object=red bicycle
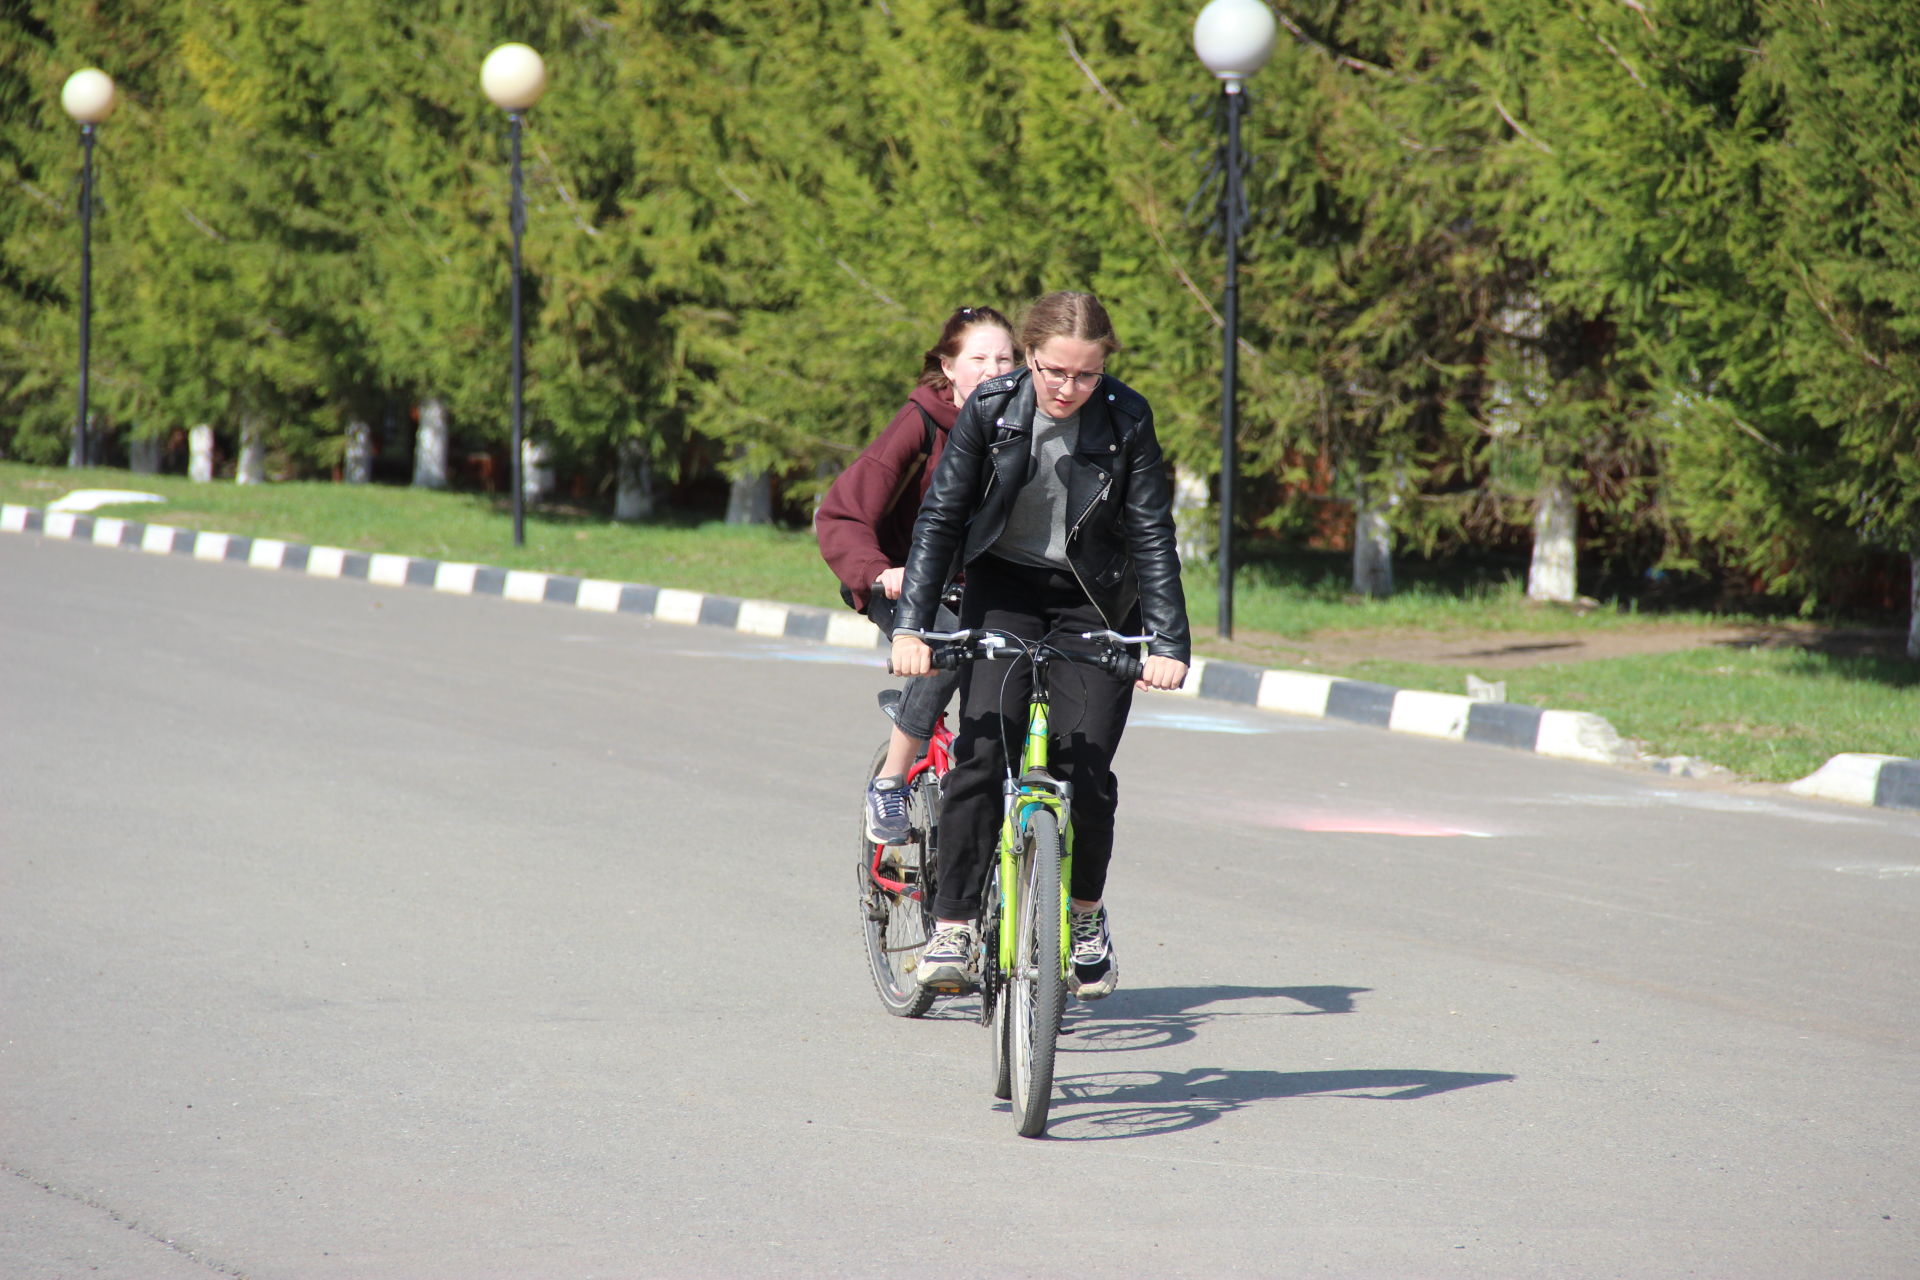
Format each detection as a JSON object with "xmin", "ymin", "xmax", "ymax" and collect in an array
[{"xmin": 856, "ymin": 691, "xmax": 955, "ymax": 1017}]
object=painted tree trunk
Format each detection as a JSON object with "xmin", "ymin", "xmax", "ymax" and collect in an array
[
  {"xmin": 726, "ymin": 449, "xmax": 772, "ymax": 525},
  {"xmin": 343, "ymin": 420, "xmax": 373, "ymax": 484},
  {"xmin": 1351, "ymin": 481, "xmax": 1395, "ymax": 599},
  {"xmin": 614, "ymin": 439, "xmax": 654, "ymax": 522},
  {"xmin": 188, "ymin": 425, "xmax": 215, "ymax": 482},
  {"xmin": 1173, "ymin": 462, "xmax": 1213, "ymax": 566},
  {"xmin": 68, "ymin": 415, "xmax": 94, "ymax": 468},
  {"xmin": 1528, "ymin": 479, "xmax": 1578, "ymax": 603},
  {"xmin": 1909, "ymin": 550, "xmax": 1919, "ymax": 660},
  {"xmin": 236, "ymin": 416, "xmax": 266, "ymax": 485},
  {"xmin": 522, "ymin": 439, "xmax": 555, "ymax": 503},
  {"xmin": 412, "ymin": 398, "xmax": 449, "ymax": 490},
  {"xmin": 129, "ymin": 436, "xmax": 162, "ymax": 474}
]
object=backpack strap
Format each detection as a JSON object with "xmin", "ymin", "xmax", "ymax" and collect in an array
[
  {"xmin": 882, "ymin": 403, "xmax": 941, "ymax": 516},
  {"xmin": 915, "ymin": 402, "xmax": 937, "ymax": 457}
]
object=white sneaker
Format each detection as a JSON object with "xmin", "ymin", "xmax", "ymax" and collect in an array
[{"xmin": 915, "ymin": 923, "xmax": 978, "ymax": 991}]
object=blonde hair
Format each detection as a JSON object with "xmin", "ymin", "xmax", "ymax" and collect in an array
[{"xmin": 1018, "ymin": 291, "xmax": 1121, "ymax": 357}]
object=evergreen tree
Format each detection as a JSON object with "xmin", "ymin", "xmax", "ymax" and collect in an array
[{"xmin": 1755, "ymin": 0, "xmax": 1920, "ymax": 653}]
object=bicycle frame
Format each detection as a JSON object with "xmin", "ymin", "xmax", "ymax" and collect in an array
[{"xmin": 993, "ymin": 659, "xmax": 1073, "ymax": 977}]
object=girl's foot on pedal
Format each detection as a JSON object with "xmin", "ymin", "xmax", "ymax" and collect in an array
[
  {"xmin": 916, "ymin": 922, "xmax": 978, "ymax": 991},
  {"xmin": 865, "ymin": 775, "xmax": 912, "ymax": 845},
  {"xmin": 1070, "ymin": 905, "xmax": 1119, "ymax": 999}
]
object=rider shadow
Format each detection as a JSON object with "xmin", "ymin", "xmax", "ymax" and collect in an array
[
  {"xmin": 1059, "ymin": 984, "xmax": 1371, "ymax": 1052},
  {"xmin": 1043, "ymin": 1066, "xmax": 1517, "ymax": 1141}
]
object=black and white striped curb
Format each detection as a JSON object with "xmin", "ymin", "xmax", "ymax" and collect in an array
[
  {"xmin": 5, "ymin": 502, "xmax": 888, "ymax": 651},
  {"xmin": 1787, "ymin": 754, "xmax": 1920, "ymax": 812},
  {"xmin": 8, "ymin": 501, "xmax": 1916, "ymax": 814}
]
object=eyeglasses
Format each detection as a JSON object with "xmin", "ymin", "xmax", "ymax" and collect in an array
[{"xmin": 1030, "ymin": 360, "xmax": 1103, "ymax": 391}]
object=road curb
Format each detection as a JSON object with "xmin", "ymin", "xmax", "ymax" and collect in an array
[{"xmin": 7, "ymin": 500, "xmax": 1916, "ymax": 814}]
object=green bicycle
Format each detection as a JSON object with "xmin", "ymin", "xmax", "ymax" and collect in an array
[{"xmin": 923, "ymin": 625, "xmax": 1149, "ymax": 1138}]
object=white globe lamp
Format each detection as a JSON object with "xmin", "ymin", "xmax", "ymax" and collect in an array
[
  {"xmin": 1193, "ymin": 0, "xmax": 1278, "ymax": 89},
  {"xmin": 61, "ymin": 68, "xmax": 118, "ymax": 125},
  {"xmin": 481, "ymin": 43, "xmax": 548, "ymax": 112}
]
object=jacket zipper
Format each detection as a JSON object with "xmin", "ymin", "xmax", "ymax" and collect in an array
[
  {"xmin": 1067, "ymin": 473, "xmax": 1113, "ymax": 545},
  {"xmin": 1065, "ymin": 472, "xmax": 1116, "ymax": 629}
]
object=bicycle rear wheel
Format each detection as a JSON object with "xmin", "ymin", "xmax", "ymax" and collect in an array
[
  {"xmin": 1007, "ymin": 807, "xmax": 1066, "ymax": 1137},
  {"xmin": 856, "ymin": 743, "xmax": 937, "ymax": 1017}
]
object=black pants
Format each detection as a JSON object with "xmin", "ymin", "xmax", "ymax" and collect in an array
[{"xmin": 933, "ymin": 555, "xmax": 1135, "ymax": 921}]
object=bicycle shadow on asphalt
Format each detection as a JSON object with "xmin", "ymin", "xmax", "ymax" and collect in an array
[
  {"xmin": 1058, "ymin": 984, "xmax": 1372, "ymax": 1052},
  {"xmin": 1038, "ymin": 1065, "xmax": 1516, "ymax": 1141}
]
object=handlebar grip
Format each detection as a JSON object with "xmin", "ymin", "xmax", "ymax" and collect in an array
[
  {"xmin": 930, "ymin": 644, "xmax": 972, "ymax": 671},
  {"xmin": 1107, "ymin": 653, "xmax": 1145, "ymax": 683}
]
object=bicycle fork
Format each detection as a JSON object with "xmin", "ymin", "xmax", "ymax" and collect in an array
[{"xmin": 996, "ymin": 791, "xmax": 1073, "ymax": 980}]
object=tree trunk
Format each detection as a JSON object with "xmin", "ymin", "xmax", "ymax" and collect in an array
[
  {"xmin": 1351, "ymin": 480, "xmax": 1395, "ymax": 599},
  {"xmin": 1527, "ymin": 478, "xmax": 1578, "ymax": 603},
  {"xmin": 1909, "ymin": 549, "xmax": 1919, "ymax": 660},
  {"xmin": 614, "ymin": 439, "xmax": 654, "ymax": 522},
  {"xmin": 236, "ymin": 416, "xmax": 266, "ymax": 485},
  {"xmin": 1173, "ymin": 462, "xmax": 1213, "ymax": 566},
  {"xmin": 412, "ymin": 397, "xmax": 449, "ymax": 489},
  {"xmin": 522, "ymin": 438, "xmax": 554, "ymax": 504},
  {"xmin": 188, "ymin": 425, "xmax": 215, "ymax": 482},
  {"xmin": 343, "ymin": 420, "xmax": 373, "ymax": 484},
  {"xmin": 129, "ymin": 435, "xmax": 162, "ymax": 475},
  {"xmin": 725, "ymin": 448, "xmax": 772, "ymax": 525}
]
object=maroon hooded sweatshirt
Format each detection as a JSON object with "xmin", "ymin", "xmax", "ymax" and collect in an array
[{"xmin": 815, "ymin": 383, "xmax": 959, "ymax": 613}]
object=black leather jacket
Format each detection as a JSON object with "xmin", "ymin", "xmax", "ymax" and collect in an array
[{"xmin": 894, "ymin": 367, "xmax": 1191, "ymax": 663}]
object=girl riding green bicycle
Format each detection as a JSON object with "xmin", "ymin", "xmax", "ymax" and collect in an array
[{"xmin": 890, "ymin": 290, "xmax": 1191, "ymax": 1001}]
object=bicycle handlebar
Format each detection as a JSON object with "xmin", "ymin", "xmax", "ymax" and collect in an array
[{"xmin": 918, "ymin": 628, "xmax": 1152, "ymax": 684}]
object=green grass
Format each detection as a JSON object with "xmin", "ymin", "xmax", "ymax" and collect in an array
[{"xmin": 6, "ymin": 461, "xmax": 1915, "ymax": 782}]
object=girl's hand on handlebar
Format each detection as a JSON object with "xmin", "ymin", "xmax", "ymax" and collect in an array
[
  {"xmin": 891, "ymin": 634, "xmax": 932, "ymax": 677},
  {"xmin": 1138, "ymin": 655, "xmax": 1188, "ymax": 692},
  {"xmin": 875, "ymin": 567, "xmax": 906, "ymax": 600}
]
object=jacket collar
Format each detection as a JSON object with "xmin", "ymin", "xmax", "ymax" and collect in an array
[{"xmin": 991, "ymin": 368, "xmax": 1119, "ymax": 461}]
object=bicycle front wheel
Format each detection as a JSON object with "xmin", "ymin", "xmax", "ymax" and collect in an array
[
  {"xmin": 1007, "ymin": 806, "xmax": 1066, "ymax": 1137},
  {"xmin": 985, "ymin": 864, "xmax": 1011, "ymax": 1101},
  {"xmin": 856, "ymin": 743, "xmax": 937, "ymax": 1018}
]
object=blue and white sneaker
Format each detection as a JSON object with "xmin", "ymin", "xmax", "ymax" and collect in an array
[
  {"xmin": 1070, "ymin": 906, "xmax": 1119, "ymax": 999},
  {"xmin": 865, "ymin": 775, "xmax": 911, "ymax": 846}
]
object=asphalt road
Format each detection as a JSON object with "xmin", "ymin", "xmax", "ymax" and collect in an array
[{"xmin": 4, "ymin": 533, "xmax": 1917, "ymax": 1279}]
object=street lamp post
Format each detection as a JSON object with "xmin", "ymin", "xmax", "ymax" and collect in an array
[
  {"xmin": 61, "ymin": 68, "xmax": 117, "ymax": 470},
  {"xmin": 482, "ymin": 43, "xmax": 548, "ymax": 549},
  {"xmin": 1193, "ymin": 0, "xmax": 1275, "ymax": 641}
]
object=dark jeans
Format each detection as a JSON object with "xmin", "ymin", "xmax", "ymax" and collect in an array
[
  {"xmin": 932, "ymin": 555, "xmax": 1135, "ymax": 921},
  {"xmin": 866, "ymin": 595, "xmax": 962, "ymax": 743}
]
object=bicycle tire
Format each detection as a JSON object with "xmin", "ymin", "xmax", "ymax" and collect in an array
[
  {"xmin": 1007, "ymin": 807, "xmax": 1066, "ymax": 1137},
  {"xmin": 856, "ymin": 742, "xmax": 937, "ymax": 1018}
]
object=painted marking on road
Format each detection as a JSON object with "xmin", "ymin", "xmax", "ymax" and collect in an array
[
  {"xmin": 1834, "ymin": 865, "xmax": 1920, "ymax": 879},
  {"xmin": 667, "ymin": 645, "xmax": 887, "ymax": 668},
  {"xmin": 1530, "ymin": 791, "xmax": 1880, "ymax": 826},
  {"xmin": 1264, "ymin": 810, "xmax": 1497, "ymax": 838},
  {"xmin": 1129, "ymin": 705, "xmax": 1277, "ymax": 735}
]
